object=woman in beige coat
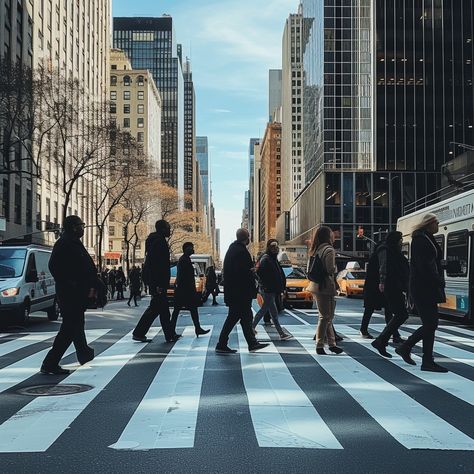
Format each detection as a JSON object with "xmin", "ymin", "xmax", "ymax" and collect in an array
[{"xmin": 306, "ymin": 226, "xmax": 343, "ymax": 355}]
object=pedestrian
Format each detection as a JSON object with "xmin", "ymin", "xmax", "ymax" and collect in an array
[
  {"xmin": 252, "ymin": 239, "xmax": 293, "ymax": 340},
  {"xmin": 115, "ymin": 267, "xmax": 126, "ymax": 300},
  {"xmin": 360, "ymin": 241, "xmax": 404, "ymax": 342},
  {"xmin": 127, "ymin": 266, "xmax": 142, "ymax": 307},
  {"xmin": 132, "ymin": 220, "xmax": 179, "ymax": 343},
  {"xmin": 306, "ymin": 226, "xmax": 343, "ymax": 355},
  {"xmin": 108, "ymin": 267, "xmax": 116, "ymax": 299},
  {"xmin": 370, "ymin": 231, "xmax": 409, "ymax": 358},
  {"xmin": 202, "ymin": 265, "xmax": 219, "ymax": 305},
  {"xmin": 170, "ymin": 242, "xmax": 210, "ymax": 337},
  {"xmin": 394, "ymin": 213, "xmax": 449, "ymax": 372},
  {"xmin": 215, "ymin": 228, "xmax": 269, "ymax": 354},
  {"xmin": 41, "ymin": 216, "xmax": 99, "ymax": 374},
  {"xmin": 255, "ymin": 253, "xmax": 273, "ymax": 325}
]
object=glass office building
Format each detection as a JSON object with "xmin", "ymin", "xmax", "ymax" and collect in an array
[
  {"xmin": 183, "ymin": 59, "xmax": 195, "ymax": 200},
  {"xmin": 113, "ymin": 17, "xmax": 184, "ymax": 192},
  {"xmin": 196, "ymin": 136, "xmax": 209, "ymax": 207},
  {"xmin": 290, "ymin": 0, "xmax": 474, "ymax": 254}
]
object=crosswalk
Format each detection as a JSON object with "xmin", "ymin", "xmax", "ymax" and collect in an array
[{"xmin": 0, "ymin": 322, "xmax": 473, "ymax": 453}]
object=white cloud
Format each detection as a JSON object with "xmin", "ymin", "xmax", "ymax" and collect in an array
[{"xmin": 212, "ymin": 108, "xmax": 232, "ymax": 114}]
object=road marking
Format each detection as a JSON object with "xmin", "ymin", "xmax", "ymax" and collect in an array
[
  {"xmin": 0, "ymin": 333, "xmax": 58, "ymax": 358},
  {"xmin": 109, "ymin": 326, "xmax": 212, "ymax": 450},
  {"xmin": 0, "ymin": 329, "xmax": 110, "ymax": 394},
  {"xmin": 0, "ymin": 328, "xmax": 160, "ymax": 453},
  {"xmin": 237, "ymin": 327, "xmax": 342, "ymax": 449},
  {"xmin": 290, "ymin": 326, "xmax": 474, "ymax": 450},
  {"xmin": 436, "ymin": 325, "xmax": 474, "ymax": 338},
  {"xmin": 336, "ymin": 325, "xmax": 474, "ymax": 406},
  {"xmin": 284, "ymin": 309, "xmax": 311, "ymax": 326}
]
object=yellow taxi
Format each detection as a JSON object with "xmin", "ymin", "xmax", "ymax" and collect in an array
[
  {"xmin": 256, "ymin": 266, "xmax": 313, "ymax": 309},
  {"xmin": 167, "ymin": 263, "xmax": 206, "ymax": 306},
  {"xmin": 336, "ymin": 269, "xmax": 366, "ymax": 297}
]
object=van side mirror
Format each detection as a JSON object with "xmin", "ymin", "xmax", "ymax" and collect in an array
[{"xmin": 25, "ymin": 269, "xmax": 39, "ymax": 283}]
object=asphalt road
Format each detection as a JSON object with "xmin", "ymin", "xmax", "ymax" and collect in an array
[{"xmin": 0, "ymin": 295, "xmax": 473, "ymax": 473}]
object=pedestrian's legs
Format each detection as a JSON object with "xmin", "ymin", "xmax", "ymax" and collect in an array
[
  {"xmin": 170, "ymin": 306, "xmax": 181, "ymax": 335},
  {"xmin": 239, "ymin": 303, "xmax": 259, "ymax": 348},
  {"xmin": 212, "ymin": 289, "xmax": 218, "ymax": 304},
  {"xmin": 315, "ymin": 294, "xmax": 336, "ymax": 348},
  {"xmin": 133, "ymin": 293, "xmax": 162, "ymax": 339},
  {"xmin": 384, "ymin": 306, "xmax": 401, "ymax": 339},
  {"xmin": 134, "ymin": 294, "xmax": 138, "ymax": 306},
  {"xmin": 259, "ymin": 293, "xmax": 286, "ymax": 336},
  {"xmin": 156, "ymin": 293, "xmax": 173, "ymax": 339},
  {"xmin": 360, "ymin": 307, "xmax": 374, "ymax": 334},
  {"xmin": 375, "ymin": 291, "xmax": 408, "ymax": 345},
  {"xmin": 217, "ymin": 307, "xmax": 241, "ymax": 347},
  {"xmin": 252, "ymin": 294, "xmax": 272, "ymax": 328},
  {"xmin": 189, "ymin": 307, "xmax": 203, "ymax": 331},
  {"xmin": 127, "ymin": 293, "xmax": 133, "ymax": 305},
  {"xmin": 42, "ymin": 308, "xmax": 77, "ymax": 367}
]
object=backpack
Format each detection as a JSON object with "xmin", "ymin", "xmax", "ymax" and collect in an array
[{"xmin": 307, "ymin": 249, "xmax": 329, "ymax": 289}]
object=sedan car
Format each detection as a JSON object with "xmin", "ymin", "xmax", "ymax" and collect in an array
[
  {"xmin": 283, "ymin": 266, "xmax": 313, "ymax": 309},
  {"xmin": 336, "ymin": 269, "xmax": 366, "ymax": 297}
]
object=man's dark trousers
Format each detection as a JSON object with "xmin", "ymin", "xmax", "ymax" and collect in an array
[
  {"xmin": 376, "ymin": 290, "xmax": 408, "ymax": 345},
  {"xmin": 133, "ymin": 291, "xmax": 173, "ymax": 340},
  {"xmin": 43, "ymin": 307, "xmax": 90, "ymax": 367},
  {"xmin": 218, "ymin": 299, "xmax": 258, "ymax": 348}
]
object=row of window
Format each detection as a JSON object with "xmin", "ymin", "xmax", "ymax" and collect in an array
[
  {"xmin": 111, "ymin": 90, "xmax": 145, "ymax": 101},
  {"xmin": 110, "ymin": 103, "xmax": 145, "ymax": 114},
  {"xmin": 118, "ymin": 118, "xmax": 145, "ymax": 129},
  {"xmin": 110, "ymin": 75, "xmax": 145, "ymax": 86}
]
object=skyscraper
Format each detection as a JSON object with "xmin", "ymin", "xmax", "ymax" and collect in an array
[
  {"xmin": 281, "ymin": 7, "xmax": 304, "ymax": 212},
  {"xmin": 183, "ymin": 58, "xmax": 196, "ymax": 205},
  {"xmin": 113, "ymin": 17, "xmax": 185, "ymax": 196},
  {"xmin": 269, "ymin": 69, "xmax": 282, "ymax": 121},
  {"xmin": 248, "ymin": 138, "xmax": 260, "ymax": 241},
  {"xmin": 196, "ymin": 137, "xmax": 209, "ymax": 208}
]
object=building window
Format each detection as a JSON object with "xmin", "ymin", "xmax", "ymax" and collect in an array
[
  {"xmin": 110, "ymin": 75, "xmax": 117, "ymax": 86},
  {"xmin": 2, "ymin": 180, "xmax": 9, "ymax": 220},
  {"xmin": 110, "ymin": 91, "xmax": 117, "ymax": 100},
  {"xmin": 137, "ymin": 91, "xmax": 144, "ymax": 100},
  {"xmin": 137, "ymin": 132, "xmax": 144, "ymax": 142},
  {"xmin": 137, "ymin": 75, "xmax": 144, "ymax": 86},
  {"xmin": 110, "ymin": 102, "xmax": 116, "ymax": 113},
  {"xmin": 123, "ymin": 104, "xmax": 130, "ymax": 114},
  {"xmin": 123, "ymin": 118, "xmax": 130, "ymax": 128},
  {"xmin": 109, "ymin": 226, "xmax": 115, "ymax": 236},
  {"xmin": 123, "ymin": 91, "xmax": 130, "ymax": 100},
  {"xmin": 137, "ymin": 104, "xmax": 144, "ymax": 114},
  {"xmin": 137, "ymin": 118, "xmax": 144, "ymax": 128},
  {"xmin": 123, "ymin": 75, "xmax": 131, "ymax": 86},
  {"xmin": 447, "ymin": 231, "xmax": 468, "ymax": 277},
  {"xmin": 14, "ymin": 184, "xmax": 21, "ymax": 225}
]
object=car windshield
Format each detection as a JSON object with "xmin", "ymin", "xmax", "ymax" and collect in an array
[
  {"xmin": 0, "ymin": 249, "xmax": 27, "ymax": 278},
  {"xmin": 283, "ymin": 267, "xmax": 306, "ymax": 279},
  {"xmin": 346, "ymin": 271, "xmax": 366, "ymax": 280}
]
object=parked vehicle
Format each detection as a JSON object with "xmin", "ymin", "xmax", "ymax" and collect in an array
[
  {"xmin": 0, "ymin": 244, "xmax": 60, "ymax": 324},
  {"xmin": 336, "ymin": 269, "xmax": 366, "ymax": 297},
  {"xmin": 397, "ymin": 188, "xmax": 474, "ymax": 323}
]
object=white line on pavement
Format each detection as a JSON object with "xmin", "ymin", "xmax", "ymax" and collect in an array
[
  {"xmin": 284, "ymin": 309, "xmax": 311, "ymax": 326},
  {"xmin": 237, "ymin": 327, "xmax": 342, "ymax": 449},
  {"xmin": 0, "ymin": 328, "xmax": 160, "ymax": 453},
  {"xmin": 109, "ymin": 326, "xmax": 212, "ymax": 450},
  {"xmin": 0, "ymin": 333, "xmax": 58, "ymax": 358},
  {"xmin": 290, "ymin": 325, "xmax": 474, "ymax": 451},
  {"xmin": 0, "ymin": 329, "xmax": 110, "ymax": 394},
  {"xmin": 336, "ymin": 325, "xmax": 474, "ymax": 406}
]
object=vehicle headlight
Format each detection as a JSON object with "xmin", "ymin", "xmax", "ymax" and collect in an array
[
  {"xmin": 1, "ymin": 288, "xmax": 20, "ymax": 297},
  {"xmin": 349, "ymin": 284, "xmax": 359, "ymax": 289}
]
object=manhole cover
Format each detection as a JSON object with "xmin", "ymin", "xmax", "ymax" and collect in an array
[{"xmin": 17, "ymin": 384, "xmax": 94, "ymax": 397}]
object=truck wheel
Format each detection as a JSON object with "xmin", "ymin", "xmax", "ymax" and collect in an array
[
  {"xmin": 17, "ymin": 301, "xmax": 31, "ymax": 326},
  {"xmin": 47, "ymin": 299, "xmax": 61, "ymax": 321}
]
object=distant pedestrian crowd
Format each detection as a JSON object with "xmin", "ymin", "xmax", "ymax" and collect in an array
[{"xmin": 40, "ymin": 212, "xmax": 450, "ymax": 376}]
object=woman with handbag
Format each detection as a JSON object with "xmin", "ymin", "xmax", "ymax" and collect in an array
[{"xmin": 306, "ymin": 226, "xmax": 343, "ymax": 355}]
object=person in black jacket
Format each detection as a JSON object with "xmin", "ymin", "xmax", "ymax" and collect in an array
[
  {"xmin": 132, "ymin": 220, "xmax": 178, "ymax": 343},
  {"xmin": 395, "ymin": 213, "xmax": 448, "ymax": 372},
  {"xmin": 127, "ymin": 266, "xmax": 142, "ymax": 307},
  {"xmin": 360, "ymin": 241, "xmax": 403, "ymax": 342},
  {"xmin": 252, "ymin": 239, "xmax": 292, "ymax": 340},
  {"xmin": 371, "ymin": 231, "xmax": 410, "ymax": 358},
  {"xmin": 215, "ymin": 229, "xmax": 269, "ymax": 354},
  {"xmin": 41, "ymin": 216, "xmax": 99, "ymax": 375},
  {"xmin": 115, "ymin": 267, "xmax": 126, "ymax": 300},
  {"xmin": 202, "ymin": 266, "xmax": 219, "ymax": 305},
  {"xmin": 170, "ymin": 243, "xmax": 210, "ymax": 337}
]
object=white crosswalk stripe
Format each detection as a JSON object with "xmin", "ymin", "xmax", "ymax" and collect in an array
[
  {"xmin": 109, "ymin": 326, "xmax": 212, "ymax": 450},
  {"xmin": 0, "ymin": 333, "xmax": 58, "ymax": 358},
  {"xmin": 0, "ymin": 324, "xmax": 473, "ymax": 453},
  {"xmin": 237, "ymin": 327, "xmax": 342, "ymax": 449},
  {"xmin": 291, "ymin": 325, "xmax": 474, "ymax": 450}
]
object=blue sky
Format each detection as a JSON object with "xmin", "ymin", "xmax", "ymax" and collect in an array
[{"xmin": 113, "ymin": 0, "xmax": 299, "ymax": 254}]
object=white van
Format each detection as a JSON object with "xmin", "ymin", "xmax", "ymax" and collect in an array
[{"xmin": 0, "ymin": 245, "xmax": 59, "ymax": 324}]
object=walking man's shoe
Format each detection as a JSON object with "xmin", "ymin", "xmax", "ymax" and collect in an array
[
  {"xmin": 392, "ymin": 336, "xmax": 406, "ymax": 344},
  {"xmin": 421, "ymin": 362, "xmax": 449, "ymax": 373},
  {"xmin": 132, "ymin": 335, "xmax": 152, "ymax": 343},
  {"xmin": 215, "ymin": 345, "xmax": 237, "ymax": 354},
  {"xmin": 395, "ymin": 346, "xmax": 416, "ymax": 365},
  {"xmin": 360, "ymin": 331, "xmax": 374, "ymax": 339},
  {"xmin": 371, "ymin": 338, "xmax": 392, "ymax": 358},
  {"xmin": 40, "ymin": 365, "xmax": 71, "ymax": 375},
  {"xmin": 249, "ymin": 342, "xmax": 270, "ymax": 352},
  {"xmin": 78, "ymin": 348, "xmax": 95, "ymax": 365},
  {"xmin": 280, "ymin": 333, "xmax": 293, "ymax": 341}
]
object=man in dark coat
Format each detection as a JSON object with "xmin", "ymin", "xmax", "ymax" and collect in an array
[
  {"xmin": 371, "ymin": 231, "xmax": 410, "ymax": 358},
  {"xmin": 132, "ymin": 220, "xmax": 178, "ymax": 343},
  {"xmin": 127, "ymin": 266, "xmax": 142, "ymax": 307},
  {"xmin": 108, "ymin": 268, "xmax": 116, "ymax": 299},
  {"xmin": 215, "ymin": 229, "xmax": 269, "ymax": 354},
  {"xmin": 170, "ymin": 242, "xmax": 210, "ymax": 337},
  {"xmin": 41, "ymin": 216, "xmax": 99, "ymax": 375},
  {"xmin": 202, "ymin": 266, "xmax": 219, "ymax": 305}
]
